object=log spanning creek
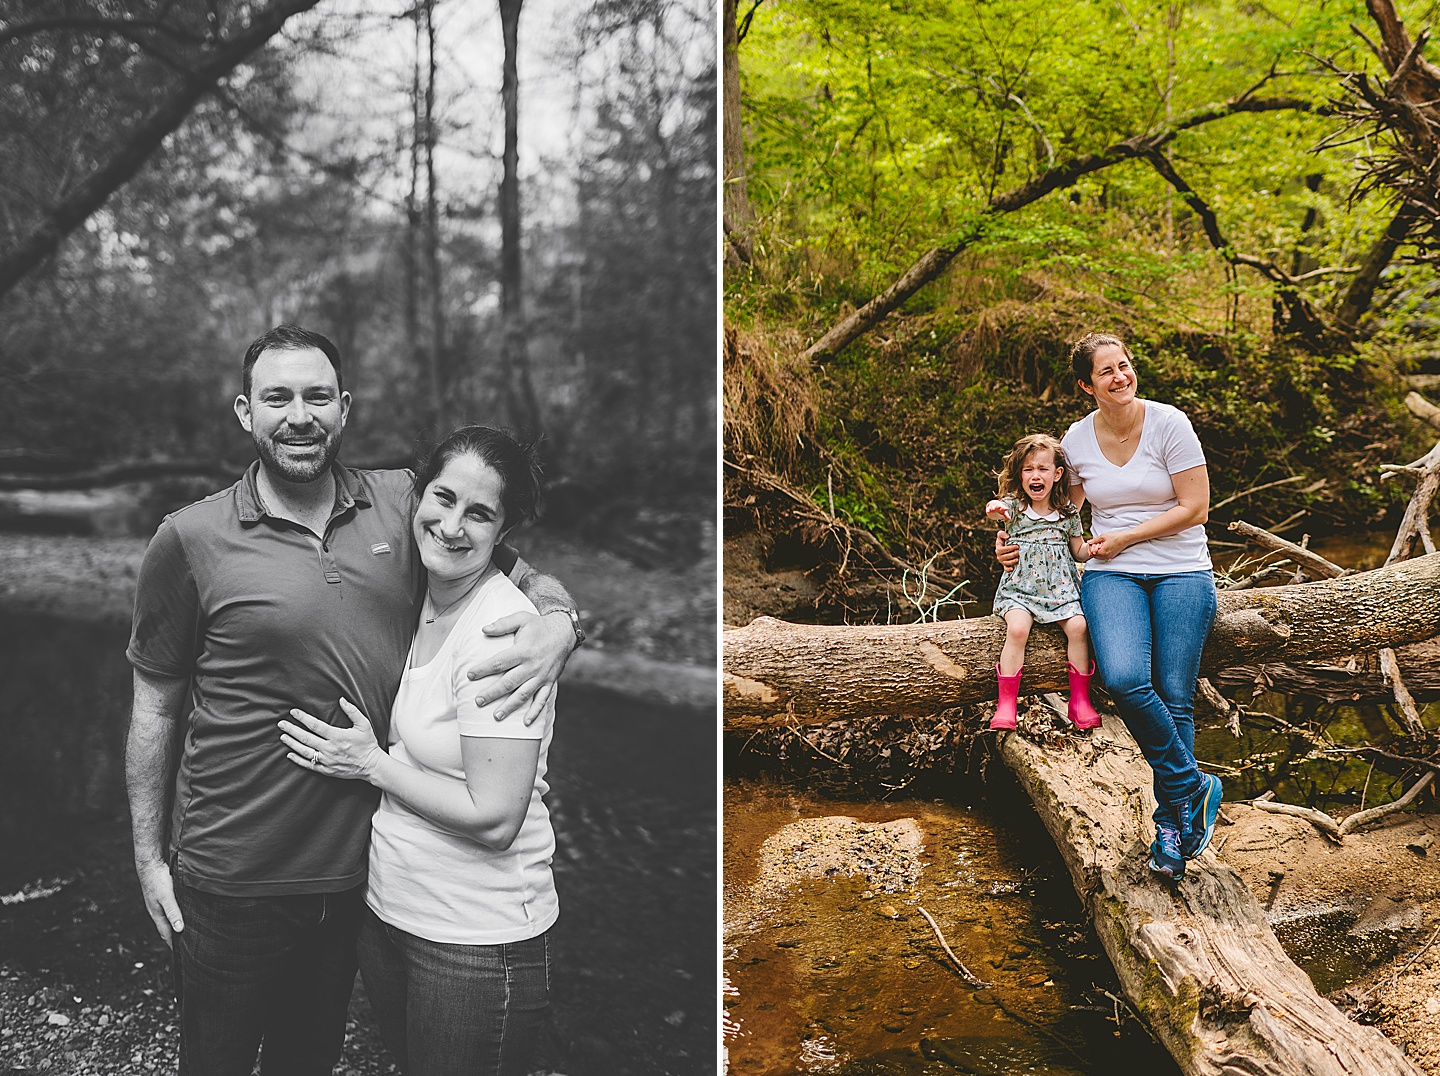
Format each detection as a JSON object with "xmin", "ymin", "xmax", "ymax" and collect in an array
[{"xmin": 724, "ymin": 531, "xmax": 1440, "ymax": 1075}]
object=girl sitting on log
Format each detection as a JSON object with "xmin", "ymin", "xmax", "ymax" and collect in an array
[
  {"xmin": 997, "ymin": 332, "xmax": 1223, "ymax": 882},
  {"xmin": 984, "ymin": 432, "xmax": 1100, "ymax": 733}
]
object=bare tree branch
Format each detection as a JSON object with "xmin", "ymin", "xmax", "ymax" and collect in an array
[
  {"xmin": 802, "ymin": 95, "xmax": 1319, "ymax": 364},
  {"xmin": 0, "ymin": 0, "xmax": 325, "ymax": 299}
]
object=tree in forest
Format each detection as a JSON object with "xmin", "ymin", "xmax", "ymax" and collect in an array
[
  {"xmin": 0, "ymin": 0, "xmax": 325, "ymax": 298},
  {"xmin": 568, "ymin": 0, "xmax": 716, "ymax": 498},
  {"xmin": 722, "ymin": 0, "xmax": 757, "ymax": 264},
  {"xmin": 498, "ymin": 0, "xmax": 543, "ymax": 438}
]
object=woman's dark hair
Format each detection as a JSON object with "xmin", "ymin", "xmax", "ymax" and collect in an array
[
  {"xmin": 1069, "ymin": 331, "xmax": 1133, "ymax": 385},
  {"xmin": 413, "ymin": 425, "xmax": 543, "ymax": 531}
]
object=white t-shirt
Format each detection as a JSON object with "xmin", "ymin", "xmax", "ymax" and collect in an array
[
  {"xmin": 1062, "ymin": 399, "xmax": 1212, "ymax": 574},
  {"xmin": 366, "ymin": 569, "xmax": 559, "ymax": 945}
]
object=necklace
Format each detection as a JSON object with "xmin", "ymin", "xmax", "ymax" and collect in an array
[
  {"xmin": 1100, "ymin": 405, "xmax": 1141, "ymax": 444},
  {"xmin": 422, "ymin": 577, "xmax": 483, "ymax": 624}
]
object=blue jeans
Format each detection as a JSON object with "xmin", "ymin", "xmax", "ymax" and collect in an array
[
  {"xmin": 171, "ymin": 882, "xmax": 364, "ymax": 1076},
  {"xmin": 1080, "ymin": 569, "xmax": 1217, "ymax": 831},
  {"xmin": 358, "ymin": 908, "xmax": 551, "ymax": 1076}
]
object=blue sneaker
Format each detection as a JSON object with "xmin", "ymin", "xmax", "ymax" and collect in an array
[
  {"xmin": 1148, "ymin": 820, "xmax": 1184, "ymax": 882},
  {"xmin": 1181, "ymin": 772, "xmax": 1224, "ymax": 859}
]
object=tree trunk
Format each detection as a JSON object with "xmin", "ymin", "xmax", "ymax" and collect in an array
[
  {"xmin": 423, "ymin": 0, "xmax": 446, "ymax": 426},
  {"xmin": 498, "ymin": 0, "xmax": 542, "ymax": 438},
  {"xmin": 997, "ymin": 714, "xmax": 1422, "ymax": 1076},
  {"xmin": 0, "ymin": 0, "xmax": 325, "ymax": 299},
  {"xmin": 722, "ymin": 551, "xmax": 1440, "ymax": 729},
  {"xmin": 406, "ymin": 10, "xmax": 425, "ymax": 416},
  {"xmin": 722, "ymin": 0, "xmax": 754, "ymax": 264},
  {"xmin": 1334, "ymin": 200, "xmax": 1420, "ymax": 331}
]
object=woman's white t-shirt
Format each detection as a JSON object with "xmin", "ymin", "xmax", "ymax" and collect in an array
[
  {"xmin": 366, "ymin": 569, "xmax": 559, "ymax": 945},
  {"xmin": 1061, "ymin": 399, "xmax": 1211, "ymax": 575}
]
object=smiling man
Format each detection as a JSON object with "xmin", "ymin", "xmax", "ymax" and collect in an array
[{"xmin": 124, "ymin": 325, "xmax": 581, "ymax": 1076}]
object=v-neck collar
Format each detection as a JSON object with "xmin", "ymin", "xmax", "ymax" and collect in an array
[{"xmin": 1089, "ymin": 400, "xmax": 1147, "ymax": 468}]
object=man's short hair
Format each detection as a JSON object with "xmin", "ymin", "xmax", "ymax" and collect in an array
[{"xmin": 241, "ymin": 325, "xmax": 344, "ymax": 397}]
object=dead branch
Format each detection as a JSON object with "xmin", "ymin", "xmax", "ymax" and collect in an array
[
  {"xmin": 1249, "ymin": 761, "xmax": 1435, "ymax": 841},
  {"xmin": 1225, "ymin": 520, "xmax": 1349, "ymax": 577},
  {"xmin": 1407, "ymin": 391, "xmax": 1440, "ymax": 431},
  {"xmin": 915, "ymin": 905, "xmax": 989, "ymax": 988},
  {"xmin": 725, "ymin": 458, "xmax": 968, "ymax": 592},
  {"xmin": 1381, "ymin": 646, "xmax": 1427, "ymax": 736},
  {"xmin": 1211, "ymin": 474, "xmax": 1308, "ymax": 512},
  {"xmin": 1249, "ymin": 790, "xmax": 1343, "ymax": 842},
  {"xmin": 802, "ymin": 94, "xmax": 1320, "ymax": 363}
]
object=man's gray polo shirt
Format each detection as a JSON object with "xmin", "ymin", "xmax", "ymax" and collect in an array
[{"xmin": 127, "ymin": 463, "xmax": 425, "ymax": 896}]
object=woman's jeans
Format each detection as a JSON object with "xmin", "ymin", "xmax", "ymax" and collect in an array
[
  {"xmin": 358, "ymin": 908, "xmax": 551, "ymax": 1076},
  {"xmin": 1081, "ymin": 569, "xmax": 1217, "ymax": 832},
  {"xmin": 171, "ymin": 882, "xmax": 364, "ymax": 1076}
]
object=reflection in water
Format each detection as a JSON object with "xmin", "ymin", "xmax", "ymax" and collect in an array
[
  {"xmin": 0, "ymin": 613, "xmax": 133, "ymax": 883},
  {"xmin": 0, "ymin": 611, "xmax": 716, "ymax": 1075}
]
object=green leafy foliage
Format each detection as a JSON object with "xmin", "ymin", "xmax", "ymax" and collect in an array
[{"xmin": 726, "ymin": 0, "xmax": 1437, "ymax": 598}]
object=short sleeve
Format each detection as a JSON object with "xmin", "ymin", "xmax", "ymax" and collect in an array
[
  {"xmin": 1159, "ymin": 406, "xmax": 1207, "ymax": 475},
  {"xmin": 491, "ymin": 543, "xmax": 523, "ymax": 584},
  {"xmin": 1061, "ymin": 420, "xmax": 1088, "ymax": 487},
  {"xmin": 452, "ymin": 586, "xmax": 546, "ymax": 741},
  {"xmin": 127, "ymin": 517, "xmax": 202, "ymax": 678},
  {"xmin": 1063, "ymin": 511, "xmax": 1082, "ymax": 538}
]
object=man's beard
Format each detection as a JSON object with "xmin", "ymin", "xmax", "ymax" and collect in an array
[{"xmin": 253, "ymin": 429, "xmax": 343, "ymax": 483}]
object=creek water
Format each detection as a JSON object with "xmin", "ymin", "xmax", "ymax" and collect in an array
[
  {"xmin": 0, "ymin": 610, "xmax": 716, "ymax": 1075},
  {"xmin": 724, "ymin": 775, "xmax": 1180, "ymax": 1076},
  {"xmin": 725, "ymin": 529, "xmax": 1426, "ymax": 1075}
]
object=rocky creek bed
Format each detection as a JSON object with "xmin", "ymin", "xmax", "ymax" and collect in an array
[{"xmin": 724, "ymin": 775, "xmax": 1440, "ymax": 1075}]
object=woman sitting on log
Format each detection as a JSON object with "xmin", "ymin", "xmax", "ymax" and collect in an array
[{"xmin": 997, "ymin": 331, "xmax": 1222, "ymax": 882}]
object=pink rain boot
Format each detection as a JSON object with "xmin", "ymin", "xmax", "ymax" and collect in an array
[
  {"xmin": 1067, "ymin": 661, "xmax": 1101, "ymax": 731},
  {"xmin": 990, "ymin": 664, "xmax": 1022, "ymax": 731}
]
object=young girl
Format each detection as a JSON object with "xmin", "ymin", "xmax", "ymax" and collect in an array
[{"xmin": 984, "ymin": 433, "xmax": 1100, "ymax": 732}]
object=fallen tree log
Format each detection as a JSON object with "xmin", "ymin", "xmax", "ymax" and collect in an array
[
  {"xmin": 997, "ymin": 712, "xmax": 1422, "ymax": 1075},
  {"xmin": 1213, "ymin": 643, "xmax": 1440, "ymax": 704},
  {"xmin": 723, "ymin": 551, "xmax": 1440, "ymax": 729}
]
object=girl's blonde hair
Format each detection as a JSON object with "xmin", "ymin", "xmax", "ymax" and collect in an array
[{"xmin": 995, "ymin": 433, "xmax": 1076, "ymax": 517}]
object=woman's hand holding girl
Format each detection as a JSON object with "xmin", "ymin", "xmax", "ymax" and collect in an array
[
  {"xmin": 280, "ymin": 698, "xmax": 383, "ymax": 780},
  {"xmin": 1087, "ymin": 530, "xmax": 1134, "ymax": 561}
]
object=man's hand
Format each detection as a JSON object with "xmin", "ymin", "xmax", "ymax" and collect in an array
[
  {"xmin": 136, "ymin": 858, "xmax": 183, "ymax": 948},
  {"xmin": 995, "ymin": 529, "xmax": 1020, "ymax": 571},
  {"xmin": 466, "ymin": 610, "xmax": 575, "ymax": 725}
]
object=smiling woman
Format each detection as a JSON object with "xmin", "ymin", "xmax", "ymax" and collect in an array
[{"xmin": 277, "ymin": 422, "xmax": 559, "ymax": 1076}]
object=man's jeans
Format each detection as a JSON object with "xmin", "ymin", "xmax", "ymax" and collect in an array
[
  {"xmin": 172, "ymin": 882, "xmax": 364, "ymax": 1076},
  {"xmin": 358, "ymin": 908, "xmax": 550, "ymax": 1076},
  {"xmin": 1080, "ymin": 569, "xmax": 1217, "ymax": 831}
]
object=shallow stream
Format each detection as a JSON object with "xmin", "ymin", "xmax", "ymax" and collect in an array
[{"xmin": 725, "ymin": 529, "xmax": 1433, "ymax": 1074}]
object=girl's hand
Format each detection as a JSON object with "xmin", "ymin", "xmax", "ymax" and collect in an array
[
  {"xmin": 280, "ymin": 698, "xmax": 383, "ymax": 781},
  {"xmin": 1087, "ymin": 531, "xmax": 1133, "ymax": 561},
  {"xmin": 985, "ymin": 499, "xmax": 1012, "ymax": 521}
]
